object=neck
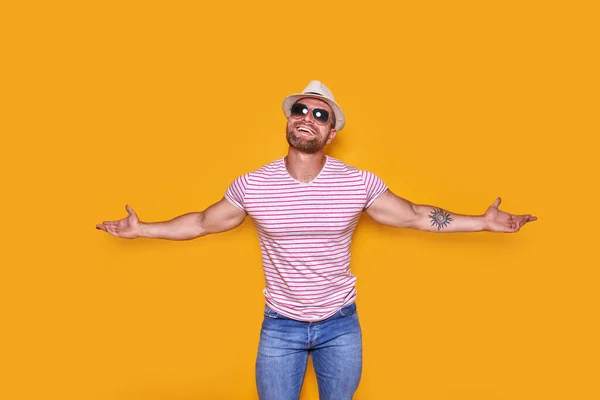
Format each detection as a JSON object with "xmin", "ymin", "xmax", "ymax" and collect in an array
[{"xmin": 284, "ymin": 147, "xmax": 327, "ymax": 183}]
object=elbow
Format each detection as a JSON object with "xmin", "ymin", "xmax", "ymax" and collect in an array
[
  {"xmin": 403, "ymin": 203, "xmax": 421, "ymax": 230},
  {"xmin": 195, "ymin": 212, "xmax": 207, "ymax": 238}
]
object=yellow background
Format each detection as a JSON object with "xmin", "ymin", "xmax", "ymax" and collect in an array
[{"xmin": 1, "ymin": 1, "xmax": 598, "ymax": 399}]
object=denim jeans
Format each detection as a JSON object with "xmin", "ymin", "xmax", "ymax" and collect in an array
[{"xmin": 255, "ymin": 302, "xmax": 362, "ymax": 400}]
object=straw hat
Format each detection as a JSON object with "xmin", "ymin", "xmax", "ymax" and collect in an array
[{"xmin": 282, "ymin": 80, "xmax": 345, "ymax": 130}]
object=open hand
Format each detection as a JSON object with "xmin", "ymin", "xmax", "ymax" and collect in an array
[
  {"xmin": 96, "ymin": 205, "xmax": 141, "ymax": 239},
  {"xmin": 483, "ymin": 197, "xmax": 537, "ymax": 233}
]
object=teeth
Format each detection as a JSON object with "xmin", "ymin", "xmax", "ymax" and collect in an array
[{"xmin": 298, "ymin": 127, "xmax": 313, "ymax": 134}]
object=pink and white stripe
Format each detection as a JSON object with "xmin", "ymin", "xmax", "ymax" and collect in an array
[{"xmin": 225, "ymin": 156, "xmax": 387, "ymax": 321}]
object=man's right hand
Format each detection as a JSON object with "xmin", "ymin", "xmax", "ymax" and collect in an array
[
  {"xmin": 96, "ymin": 205, "xmax": 141, "ymax": 239},
  {"xmin": 96, "ymin": 198, "xmax": 247, "ymax": 241}
]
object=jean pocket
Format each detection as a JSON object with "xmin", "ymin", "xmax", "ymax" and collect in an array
[
  {"xmin": 339, "ymin": 302, "xmax": 357, "ymax": 317},
  {"xmin": 264, "ymin": 304, "xmax": 279, "ymax": 318}
]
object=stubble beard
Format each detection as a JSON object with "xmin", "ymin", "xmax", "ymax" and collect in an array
[{"xmin": 286, "ymin": 122, "xmax": 330, "ymax": 154}]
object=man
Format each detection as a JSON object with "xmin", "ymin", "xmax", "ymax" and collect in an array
[{"xmin": 96, "ymin": 80, "xmax": 537, "ymax": 399}]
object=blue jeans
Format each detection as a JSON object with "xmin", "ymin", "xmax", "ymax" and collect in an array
[{"xmin": 255, "ymin": 302, "xmax": 362, "ymax": 400}]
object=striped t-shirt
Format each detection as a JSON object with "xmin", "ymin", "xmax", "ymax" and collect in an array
[{"xmin": 224, "ymin": 155, "xmax": 388, "ymax": 322}]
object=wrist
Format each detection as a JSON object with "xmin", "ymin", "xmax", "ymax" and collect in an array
[
  {"xmin": 138, "ymin": 222, "xmax": 150, "ymax": 238},
  {"xmin": 480, "ymin": 215, "xmax": 490, "ymax": 231}
]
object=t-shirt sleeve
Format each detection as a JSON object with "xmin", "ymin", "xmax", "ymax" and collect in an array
[
  {"xmin": 360, "ymin": 170, "xmax": 388, "ymax": 209},
  {"xmin": 224, "ymin": 174, "xmax": 249, "ymax": 211}
]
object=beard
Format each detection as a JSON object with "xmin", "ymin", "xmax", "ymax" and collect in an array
[{"xmin": 286, "ymin": 122, "xmax": 330, "ymax": 154}]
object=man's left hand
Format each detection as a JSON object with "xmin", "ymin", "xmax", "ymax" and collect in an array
[{"xmin": 483, "ymin": 197, "xmax": 537, "ymax": 232}]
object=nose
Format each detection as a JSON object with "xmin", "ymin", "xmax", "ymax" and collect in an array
[{"xmin": 302, "ymin": 109, "xmax": 315, "ymax": 123}]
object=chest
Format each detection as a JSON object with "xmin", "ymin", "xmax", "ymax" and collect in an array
[{"xmin": 244, "ymin": 185, "xmax": 367, "ymax": 238}]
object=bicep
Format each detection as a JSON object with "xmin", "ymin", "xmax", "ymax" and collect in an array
[
  {"xmin": 200, "ymin": 197, "xmax": 248, "ymax": 235},
  {"xmin": 364, "ymin": 189, "xmax": 418, "ymax": 228}
]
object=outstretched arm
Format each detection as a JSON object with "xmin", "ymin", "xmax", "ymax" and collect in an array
[
  {"xmin": 96, "ymin": 198, "xmax": 248, "ymax": 240},
  {"xmin": 365, "ymin": 190, "xmax": 537, "ymax": 233}
]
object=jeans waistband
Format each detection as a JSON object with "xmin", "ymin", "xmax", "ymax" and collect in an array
[{"xmin": 264, "ymin": 302, "xmax": 357, "ymax": 322}]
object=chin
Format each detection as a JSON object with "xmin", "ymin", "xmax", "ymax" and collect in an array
[
  {"xmin": 294, "ymin": 144, "xmax": 323, "ymax": 154},
  {"xmin": 286, "ymin": 132, "xmax": 325, "ymax": 154}
]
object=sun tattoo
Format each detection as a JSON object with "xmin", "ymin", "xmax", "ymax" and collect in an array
[{"xmin": 429, "ymin": 208, "xmax": 453, "ymax": 231}]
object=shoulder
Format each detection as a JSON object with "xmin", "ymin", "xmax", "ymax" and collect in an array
[
  {"xmin": 230, "ymin": 157, "xmax": 285, "ymax": 184},
  {"xmin": 242, "ymin": 157, "xmax": 286, "ymax": 183},
  {"xmin": 325, "ymin": 156, "xmax": 377, "ymax": 180},
  {"xmin": 327, "ymin": 156, "xmax": 387, "ymax": 189},
  {"xmin": 250, "ymin": 157, "xmax": 285, "ymax": 176},
  {"xmin": 225, "ymin": 158, "xmax": 284, "ymax": 208},
  {"xmin": 325, "ymin": 156, "xmax": 361, "ymax": 175}
]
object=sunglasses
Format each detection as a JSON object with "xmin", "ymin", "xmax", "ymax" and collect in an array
[{"xmin": 290, "ymin": 103, "xmax": 331, "ymax": 125}]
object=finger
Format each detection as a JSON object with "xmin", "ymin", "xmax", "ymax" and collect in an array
[
  {"xmin": 517, "ymin": 214, "xmax": 537, "ymax": 222},
  {"xmin": 126, "ymin": 204, "xmax": 136, "ymax": 216},
  {"xmin": 520, "ymin": 215, "xmax": 536, "ymax": 226},
  {"xmin": 511, "ymin": 214, "xmax": 530, "ymax": 223},
  {"xmin": 96, "ymin": 224, "xmax": 106, "ymax": 231},
  {"xmin": 106, "ymin": 225, "xmax": 119, "ymax": 236},
  {"xmin": 492, "ymin": 197, "xmax": 501, "ymax": 208},
  {"xmin": 518, "ymin": 215, "xmax": 535, "ymax": 228}
]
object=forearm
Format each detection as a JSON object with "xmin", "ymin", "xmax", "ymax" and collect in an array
[
  {"xmin": 412, "ymin": 204, "xmax": 486, "ymax": 233},
  {"xmin": 139, "ymin": 212, "xmax": 203, "ymax": 240}
]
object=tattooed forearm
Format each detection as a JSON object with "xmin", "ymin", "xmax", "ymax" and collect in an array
[
  {"xmin": 428, "ymin": 208, "xmax": 453, "ymax": 231},
  {"xmin": 412, "ymin": 204, "xmax": 485, "ymax": 232}
]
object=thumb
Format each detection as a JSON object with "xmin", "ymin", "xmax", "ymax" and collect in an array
[
  {"xmin": 492, "ymin": 197, "xmax": 501, "ymax": 208},
  {"xmin": 125, "ymin": 204, "xmax": 136, "ymax": 216}
]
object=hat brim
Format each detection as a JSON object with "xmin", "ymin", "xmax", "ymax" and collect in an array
[{"xmin": 282, "ymin": 94, "xmax": 345, "ymax": 131}]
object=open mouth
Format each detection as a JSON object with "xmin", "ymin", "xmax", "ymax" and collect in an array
[{"xmin": 296, "ymin": 126, "xmax": 315, "ymax": 136}]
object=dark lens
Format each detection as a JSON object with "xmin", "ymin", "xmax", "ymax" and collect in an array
[
  {"xmin": 312, "ymin": 108, "xmax": 330, "ymax": 124},
  {"xmin": 291, "ymin": 103, "xmax": 309, "ymax": 117}
]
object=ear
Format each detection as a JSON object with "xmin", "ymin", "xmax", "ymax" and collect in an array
[{"xmin": 326, "ymin": 128, "xmax": 337, "ymax": 144}]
